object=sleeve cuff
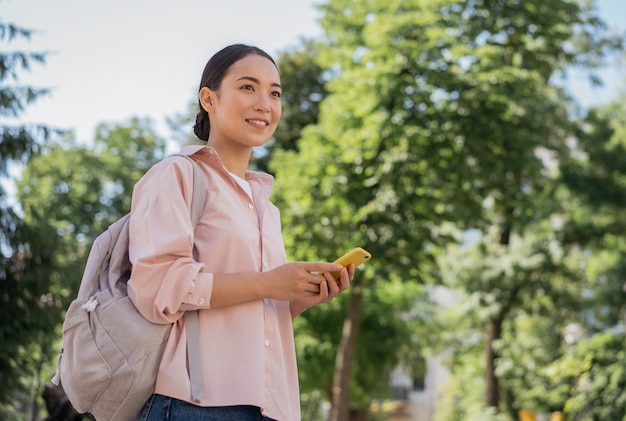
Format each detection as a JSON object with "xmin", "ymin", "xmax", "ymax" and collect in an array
[{"xmin": 180, "ymin": 272, "xmax": 214, "ymax": 311}]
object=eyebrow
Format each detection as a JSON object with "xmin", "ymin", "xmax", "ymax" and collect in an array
[{"xmin": 236, "ymin": 76, "xmax": 282, "ymax": 89}]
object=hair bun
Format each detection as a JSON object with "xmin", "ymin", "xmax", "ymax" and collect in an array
[{"xmin": 193, "ymin": 110, "xmax": 210, "ymax": 141}]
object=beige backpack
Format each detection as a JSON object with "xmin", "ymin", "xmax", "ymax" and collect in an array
[{"xmin": 52, "ymin": 155, "xmax": 206, "ymax": 420}]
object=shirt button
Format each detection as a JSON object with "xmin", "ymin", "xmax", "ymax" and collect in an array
[
  {"xmin": 264, "ymin": 298, "xmax": 269, "ymax": 304},
  {"xmin": 198, "ymin": 298, "xmax": 205, "ymax": 305},
  {"xmin": 264, "ymin": 340, "xmax": 270, "ymax": 346},
  {"xmin": 248, "ymin": 203, "xmax": 254, "ymax": 210}
]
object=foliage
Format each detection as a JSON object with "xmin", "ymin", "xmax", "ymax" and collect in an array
[
  {"xmin": 1, "ymin": 0, "xmax": 625, "ymax": 419},
  {"xmin": 502, "ymin": 331, "xmax": 626, "ymax": 420},
  {"xmin": 500, "ymin": 315, "xmax": 573, "ymax": 413},
  {"xmin": 0, "ymin": 19, "xmax": 51, "ymax": 172},
  {"xmin": 166, "ymin": 99, "xmax": 204, "ymax": 148},
  {"xmin": 273, "ymin": 0, "xmax": 624, "ymax": 418},
  {"xmin": 434, "ymin": 95, "xmax": 626, "ymax": 420},
  {"xmin": 19, "ymin": 118, "xmax": 166, "ymax": 244},
  {"xmin": 562, "ymin": 332, "xmax": 626, "ymax": 420},
  {"xmin": 559, "ymin": 98, "xmax": 626, "ymax": 330},
  {"xmin": 272, "ymin": 1, "xmax": 461, "ymax": 413},
  {"xmin": 548, "ymin": 96, "xmax": 626, "ymax": 421},
  {"xmin": 252, "ymin": 39, "xmax": 330, "ymax": 174},
  {"xmin": 433, "ymin": 338, "xmax": 486, "ymax": 421},
  {"xmin": 0, "ymin": 15, "xmax": 58, "ymax": 415},
  {"xmin": 295, "ymin": 274, "xmax": 430, "ymax": 408},
  {"xmin": 2, "ymin": 119, "xmax": 166, "ymax": 418}
]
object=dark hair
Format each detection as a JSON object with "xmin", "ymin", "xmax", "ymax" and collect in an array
[{"xmin": 193, "ymin": 44, "xmax": 277, "ymax": 141}]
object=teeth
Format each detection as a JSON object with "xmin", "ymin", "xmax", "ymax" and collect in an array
[{"xmin": 248, "ymin": 119, "xmax": 268, "ymax": 126}]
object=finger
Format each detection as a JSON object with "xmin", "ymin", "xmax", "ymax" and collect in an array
[
  {"xmin": 346, "ymin": 264, "xmax": 356, "ymax": 279},
  {"xmin": 307, "ymin": 272, "xmax": 325, "ymax": 284},
  {"xmin": 324, "ymin": 271, "xmax": 340, "ymax": 294},
  {"xmin": 337, "ymin": 267, "xmax": 351, "ymax": 291},
  {"xmin": 305, "ymin": 281, "xmax": 322, "ymax": 293},
  {"xmin": 318, "ymin": 280, "xmax": 329, "ymax": 300},
  {"xmin": 306, "ymin": 262, "xmax": 344, "ymax": 273}
]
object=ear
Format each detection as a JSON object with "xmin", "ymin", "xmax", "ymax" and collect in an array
[{"xmin": 199, "ymin": 87, "xmax": 216, "ymax": 113}]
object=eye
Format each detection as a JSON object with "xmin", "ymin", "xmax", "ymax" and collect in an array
[
  {"xmin": 241, "ymin": 84, "xmax": 255, "ymax": 91},
  {"xmin": 271, "ymin": 90, "xmax": 282, "ymax": 98}
]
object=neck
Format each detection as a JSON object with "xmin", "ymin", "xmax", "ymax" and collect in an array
[{"xmin": 207, "ymin": 140, "xmax": 251, "ymax": 178}]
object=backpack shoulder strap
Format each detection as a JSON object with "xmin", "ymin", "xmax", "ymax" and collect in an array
[
  {"xmin": 169, "ymin": 153, "xmax": 206, "ymax": 402},
  {"xmin": 170, "ymin": 154, "xmax": 207, "ymax": 225}
]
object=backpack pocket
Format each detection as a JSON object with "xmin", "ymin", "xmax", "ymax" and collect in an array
[
  {"xmin": 59, "ymin": 294, "xmax": 172, "ymax": 420},
  {"xmin": 58, "ymin": 298, "xmax": 113, "ymax": 414}
]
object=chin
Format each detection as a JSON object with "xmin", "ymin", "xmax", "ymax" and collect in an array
[
  {"xmin": 240, "ymin": 140, "xmax": 269, "ymax": 150},
  {"xmin": 250, "ymin": 135, "xmax": 274, "ymax": 147}
]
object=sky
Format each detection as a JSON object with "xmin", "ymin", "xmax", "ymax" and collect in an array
[
  {"xmin": 2, "ymin": 0, "xmax": 625, "ymax": 146},
  {"xmin": 2, "ymin": 0, "xmax": 324, "ymax": 143}
]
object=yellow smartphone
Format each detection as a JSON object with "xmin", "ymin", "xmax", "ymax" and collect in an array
[{"xmin": 329, "ymin": 247, "xmax": 372, "ymax": 280}]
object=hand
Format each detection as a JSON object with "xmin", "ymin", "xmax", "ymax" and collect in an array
[
  {"xmin": 262, "ymin": 262, "xmax": 344, "ymax": 302},
  {"xmin": 209, "ymin": 261, "xmax": 350, "ymax": 310},
  {"xmin": 290, "ymin": 263, "xmax": 355, "ymax": 318}
]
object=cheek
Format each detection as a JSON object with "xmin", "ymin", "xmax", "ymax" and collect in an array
[{"xmin": 274, "ymin": 104, "xmax": 282, "ymax": 121}]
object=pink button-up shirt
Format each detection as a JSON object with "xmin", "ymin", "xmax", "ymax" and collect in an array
[{"xmin": 128, "ymin": 145, "xmax": 300, "ymax": 421}]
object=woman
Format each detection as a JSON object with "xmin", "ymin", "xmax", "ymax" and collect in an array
[{"xmin": 128, "ymin": 44, "xmax": 354, "ymax": 421}]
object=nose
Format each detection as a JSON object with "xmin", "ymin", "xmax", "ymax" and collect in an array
[{"xmin": 255, "ymin": 96, "xmax": 271, "ymax": 113}]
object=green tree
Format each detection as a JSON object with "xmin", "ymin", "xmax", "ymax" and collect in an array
[
  {"xmin": 257, "ymin": 39, "xmax": 330, "ymax": 173},
  {"xmin": 562, "ymin": 332, "xmax": 626, "ymax": 420},
  {"xmin": 424, "ymin": 0, "xmax": 620, "ymax": 405},
  {"xmin": 9, "ymin": 118, "xmax": 166, "ymax": 419},
  {"xmin": 560, "ymin": 97, "xmax": 626, "ymax": 328},
  {"xmin": 435, "ymin": 27, "xmax": 626, "ymax": 421},
  {"xmin": 0, "ymin": 16, "xmax": 58, "ymax": 417},
  {"xmin": 272, "ymin": 0, "xmax": 622, "ymax": 419},
  {"xmin": 542, "ymin": 96, "xmax": 626, "ymax": 420},
  {"xmin": 502, "ymin": 331, "xmax": 626, "ymax": 420},
  {"xmin": 0, "ymin": 19, "xmax": 50, "ymax": 170},
  {"xmin": 434, "ymin": 96, "xmax": 626, "ymax": 421},
  {"xmin": 273, "ymin": 0, "xmax": 464, "ymax": 417}
]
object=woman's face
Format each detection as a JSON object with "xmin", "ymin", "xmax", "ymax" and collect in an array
[{"xmin": 206, "ymin": 54, "xmax": 282, "ymax": 149}]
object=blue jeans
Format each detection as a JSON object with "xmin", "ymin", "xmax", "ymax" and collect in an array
[{"xmin": 140, "ymin": 394, "xmax": 276, "ymax": 421}]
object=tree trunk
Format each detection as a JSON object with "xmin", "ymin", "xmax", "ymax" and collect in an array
[
  {"xmin": 486, "ymin": 317, "xmax": 503, "ymax": 408},
  {"xmin": 30, "ymin": 349, "xmax": 44, "ymax": 421},
  {"xmin": 485, "ymin": 220, "xmax": 512, "ymax": 408},
  {"xmin": 29, "ymin": 389, "xmax": 40, "ymax": 421},
  {"xmin": 350, "ymin": 408, "xmax": 368, "ymax": 421},
  {"xmin": 329, "ymin": 276, "xmax": 364, "ymax": 421}
]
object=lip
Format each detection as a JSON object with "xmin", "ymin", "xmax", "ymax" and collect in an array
[{"xmin": 246, "ymin": 118, "xmax": 270, "ymax": 127}]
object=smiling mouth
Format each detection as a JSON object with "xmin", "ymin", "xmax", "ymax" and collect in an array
[{"xmin": 246, "ymin": 119, "xmax": 269, "ymax": 126}]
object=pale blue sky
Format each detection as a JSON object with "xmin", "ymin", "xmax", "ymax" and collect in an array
[
  {"xmin": 3, "ymin": 0, "xmax": 625, "ymax": 143},
  {"xmin": 3, "ymin": 0, "xmax": 324, "ymax": 141}
]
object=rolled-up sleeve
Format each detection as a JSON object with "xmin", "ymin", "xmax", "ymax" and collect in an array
[{"xmin": 128, "ymin": 157, "xmax": 213, "ymax": 324}]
